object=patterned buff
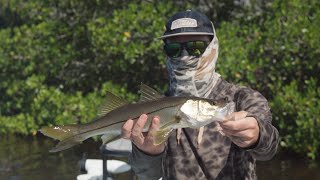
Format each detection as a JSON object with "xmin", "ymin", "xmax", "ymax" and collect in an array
[
  {"xmin": 166, "ymin": 27, "xmax": 221, "ymax": 145},
  {"xmin": 166, "ymin": 29, "xmax": 220, "ymax": 98}
]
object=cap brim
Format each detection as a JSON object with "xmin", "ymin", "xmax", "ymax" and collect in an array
[{"xmin": 158, "ymin": 32, "xmax": 214, "ymax": 39}]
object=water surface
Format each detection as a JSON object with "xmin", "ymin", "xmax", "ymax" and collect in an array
[{"xmin": 1, "ymin": 135, "xmax": 319, "ymax": 180}]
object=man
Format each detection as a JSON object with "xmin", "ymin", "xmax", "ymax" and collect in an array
[{"xmin": 121, "ymin": 10, "xmax": 279, "ymax": 180}]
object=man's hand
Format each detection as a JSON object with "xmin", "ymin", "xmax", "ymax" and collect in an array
[
  {"xmin": 121, "ymin": 114, "xmax": 165, "ymax": 155},
  {"xmin": 218, "ymin": 111, "xmax": 260, "ymax": 148}
]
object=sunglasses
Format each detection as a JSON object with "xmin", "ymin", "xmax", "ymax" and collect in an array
[{"xmin": 164, "ymin": 41, "xmax": 209, "ymax": 58}]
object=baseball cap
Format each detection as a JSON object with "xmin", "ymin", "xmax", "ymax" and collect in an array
[{"xmin": 159, "ymin": 10, "xmax": 214, "ymax": 39}]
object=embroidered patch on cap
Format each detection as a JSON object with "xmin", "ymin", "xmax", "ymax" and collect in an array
[{"xmin": 171, "ymin": 18, "xmax": 197, "ymax": 30}]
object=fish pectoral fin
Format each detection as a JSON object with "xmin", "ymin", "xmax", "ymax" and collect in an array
[
  {"xmin": 154, "ymin": 128, "xmax": 173, "ymax": 145},
  {"xmin": 153, "ymin": 114, "xmax": 184, "ymax": 145},
  {"xmin": 101, "ymin": 134, "xmax": 121, "ymax": 145}
]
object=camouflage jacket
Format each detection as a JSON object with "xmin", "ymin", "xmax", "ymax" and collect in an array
[{"xmin": 129, "ymin": 77, "xmax": 279, "ymax": 180}]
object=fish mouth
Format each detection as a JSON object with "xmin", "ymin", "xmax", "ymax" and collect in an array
[{"xmin": 180, "ymin": 100, "xmax": 235, "ymax": 128}]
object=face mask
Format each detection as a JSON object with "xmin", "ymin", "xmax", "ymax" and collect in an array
[{"xmin": 166, "ymin": 31, "xmax": 220, "ymax": 98}]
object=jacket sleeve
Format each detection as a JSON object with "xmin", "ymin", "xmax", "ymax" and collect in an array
[
  {"xmin": 234, "ymin": 88, "xmax": 280, "ymax": 161},
  {"xmin": 129, "ymin": 144, "xmax": 163, "ymax": 180}
]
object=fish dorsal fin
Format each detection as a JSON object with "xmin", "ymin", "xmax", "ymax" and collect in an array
[
  {"xmin": 98, "ymin": 92, "xmax": 129, "ymax": 117},
  {"xmin": 139, "ymin": 83, "xmax": 164, "ymax": 102}
]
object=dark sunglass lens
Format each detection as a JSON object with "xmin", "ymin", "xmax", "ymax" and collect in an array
[
  {"xmin": 186, "ymin": 41, "xmax": 208, "ymax": 57},
  {"xmin": 164, "ymin": 43, "xmax": 181, "ymax": 57}
]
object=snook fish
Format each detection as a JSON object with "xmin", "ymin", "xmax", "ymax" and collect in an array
[{"xmin": 40, "ymin": 84, "xmax": 234, "ymax": 152}]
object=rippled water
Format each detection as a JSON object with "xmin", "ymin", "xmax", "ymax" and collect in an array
[
  {"xmin": 0, "ymin": 135, "xmax": 104, "ymax": 180},
  {"xmin": 257, "ymin": 151, "xmax": 320, "ymax": 180},
  {"xmin": 0, "ymin": 135, "xmax": 319, "ymax": 180}
]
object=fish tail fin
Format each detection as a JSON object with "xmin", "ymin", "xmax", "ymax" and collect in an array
[{"xmin": 39, "ymin": 125, "xmax": 85, "ymax": 152}]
